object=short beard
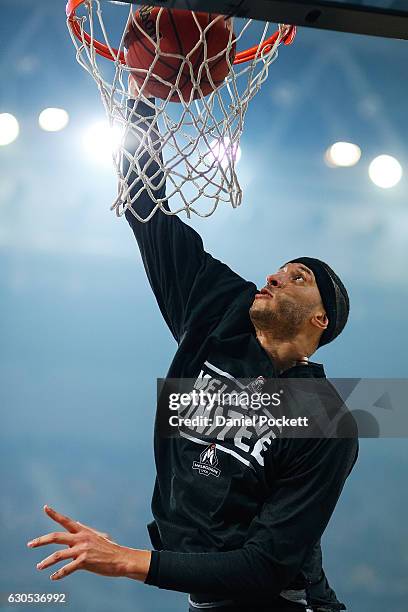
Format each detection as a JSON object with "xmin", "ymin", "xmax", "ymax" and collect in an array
[{"xmin": 250, "ymin": 297, "xmax": 313, "ymax": 342}]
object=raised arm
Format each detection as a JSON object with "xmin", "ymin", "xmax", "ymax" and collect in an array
[
  {"xmin": 124, "ymin": 97, "xmax": 254, "ymax": 343},
  {"xmin": 143, "ymin": 435, "xmax": 358, "ymax": 598}
]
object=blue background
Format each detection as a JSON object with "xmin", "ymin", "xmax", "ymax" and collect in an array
[{"xmin": 0, "ymin": 1, "xmax": 407, "ymax": 611}]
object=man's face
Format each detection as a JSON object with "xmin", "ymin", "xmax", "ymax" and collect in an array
[{"xmin": 249, "ymin": 262, "xmax": 325, "ymax": 341}]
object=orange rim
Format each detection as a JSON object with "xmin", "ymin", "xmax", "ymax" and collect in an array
[{"xmin": 66, "ymin": 0, "xmax": 296, "ymax": 65}]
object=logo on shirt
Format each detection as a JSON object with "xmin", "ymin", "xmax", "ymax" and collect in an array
[{"xmin": 192, "ymin": 443, "xmax": 221, "ymax": 477}]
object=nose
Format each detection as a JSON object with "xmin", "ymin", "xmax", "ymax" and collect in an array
[{"xmin": 266, "ymin": 273, "xmax": 284, "ymax": 288}]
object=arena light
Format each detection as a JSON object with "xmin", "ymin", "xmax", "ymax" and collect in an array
[
  {"xmin": 39, "ymin": 108, "xmax": 69, "ymax": 132},
  {"xmin": 368, "ymin": 155, "xmax": 403, "ymax": 189},
  {"xmin": 325, "ymin": 141, "xmax": 362, "ymax": 168},
  {"xmin": 82, "ymin": 120, "xmax": 124, "ymax": 165},
  {"xmin": 209, "ymin": 137, "xmax": 242, "ymax": 170},
  {"xmin": 0, "ymin": 113, "xmax": 20, "ymax": 146}
]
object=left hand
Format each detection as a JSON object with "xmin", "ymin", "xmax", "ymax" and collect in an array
[{"xmin": 27, "ymin": 505, "xmax": 132, "ymax": 581}]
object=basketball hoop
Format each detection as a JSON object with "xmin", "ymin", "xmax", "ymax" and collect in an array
[{"xmin": 66, "ymin": 0, "xmax": 296, "ymax": 221}]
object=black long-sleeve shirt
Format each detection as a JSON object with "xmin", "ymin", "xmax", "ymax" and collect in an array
[{"xmin": 124, "ymin": 99, "xmax": 359, "ymax": 610}]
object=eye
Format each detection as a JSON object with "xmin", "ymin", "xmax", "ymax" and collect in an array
[{"xmin": 293, "ymin": 274, "xmax": 305, "ymax": 282}]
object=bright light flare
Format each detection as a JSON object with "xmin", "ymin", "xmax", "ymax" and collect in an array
[
  {"xmin": 368, "ymin": 155, "xmax": 403, "ymax": 189},
  {"xmin": 39, "ymin": 108, "xmax": 69, "ymax": 132},
  {"xmin": 82, "ymin": 120, "xmax": 124, "ymax": 165},
  {"xmin": 209, "ymin": 137, "xmax": 242, "ymax": 169},
  {"xmin": 0, "ymin": 113, "xmax": 20, "ymax": 146},
  {"xmin": 325, "ymin": 141, "xmax": 361, "ymax": 168}
]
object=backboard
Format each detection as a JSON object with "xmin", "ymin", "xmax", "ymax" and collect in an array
[{"xmin": 114, "ymin": 1, "xmax": 408, "ymax": 40}]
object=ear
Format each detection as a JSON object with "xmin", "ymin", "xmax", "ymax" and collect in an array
[{"xmin": 312, "ymin": 311, "xmax": 328, "ymax": 333}]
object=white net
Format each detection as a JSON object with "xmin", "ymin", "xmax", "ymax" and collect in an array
[{"xmin": 67, "ymin": 1, "xmax": 295, "ymax": 222}]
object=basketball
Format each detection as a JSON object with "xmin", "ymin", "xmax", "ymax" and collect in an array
[{"xmin": 124, "ymin": 7, "xmax": 236, "ymax": 103}]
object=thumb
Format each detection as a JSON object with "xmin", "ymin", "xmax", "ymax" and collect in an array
[{"xmin": 76, "ymin": 521, "xmax": 112, "ymax": 540}]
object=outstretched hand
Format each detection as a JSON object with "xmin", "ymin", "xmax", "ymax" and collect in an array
[
  {"xmin": 128, "ymin": 73, "xmax": 140, "ymax": 99},
  {"xmin": 128, "ymin": 73, "xmax": 155, "ymax": 102},
  {"xmin": 27, "ymin": 505, "xmax": 149, "ymax": 582}
]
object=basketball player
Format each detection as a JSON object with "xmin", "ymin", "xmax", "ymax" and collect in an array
[
  {"xmin": 121, "ymin": 95, "xmax": 359, "ymax": 611},
  {"xmin": 27, "ymin": 95, "xmax": 358, "ymax": 612}
]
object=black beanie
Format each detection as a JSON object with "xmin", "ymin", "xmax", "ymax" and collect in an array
[{"xmin": 285, "ymin": 257, "xmax": 350, "ymax": 347}]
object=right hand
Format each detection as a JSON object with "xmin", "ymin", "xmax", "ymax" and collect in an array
[
  {"xmin": 128, "ymin": 73, "xmax": 140, "ymax": 99},
  {"xmin": 128, "ymin": 73, "xmax": 156, "ymax": 102}
]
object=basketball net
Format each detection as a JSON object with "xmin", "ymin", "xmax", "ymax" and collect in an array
[{"xmin": 66, "ymin": 1, "xmax": 296, "ymax": 222}]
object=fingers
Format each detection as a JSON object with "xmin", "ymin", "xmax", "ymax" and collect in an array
[
  {"xmin": 37, "ymin": 545, "xmax": 82, "ymax": 570},
  {"xmin": 43, "ymin": 505, "xmax": 81, "ymax": 534},
  {"xmin": 75, "ymin": 521, "xmax": 110, "ymax": 539},
  {"xmin": 27, "ymin": 506, "xmax": 112, "ymax": 550},
  {"xmin": 128, "ymin": 73, "xmax": 155, "ymax": 101},
  {"xmin": 128, "ymin": 73, "xmax": 139, "ymax": 99},
  {"xmin": 50, "ymin": 554, "xmax": 86, "ymax": 581},
  {"xmin": 27, "ymin": 532, "xmax": 76, "ymax": 548}
]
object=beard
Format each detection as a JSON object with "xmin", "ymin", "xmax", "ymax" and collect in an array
[{"xmin": 249, "ymin": 295, "xmax": 312, "ymax": 342}]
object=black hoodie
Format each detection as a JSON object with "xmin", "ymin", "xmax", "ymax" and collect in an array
[{"xmin": 124, "ymin": 100, "xmax": 359, "ymax": 610}]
